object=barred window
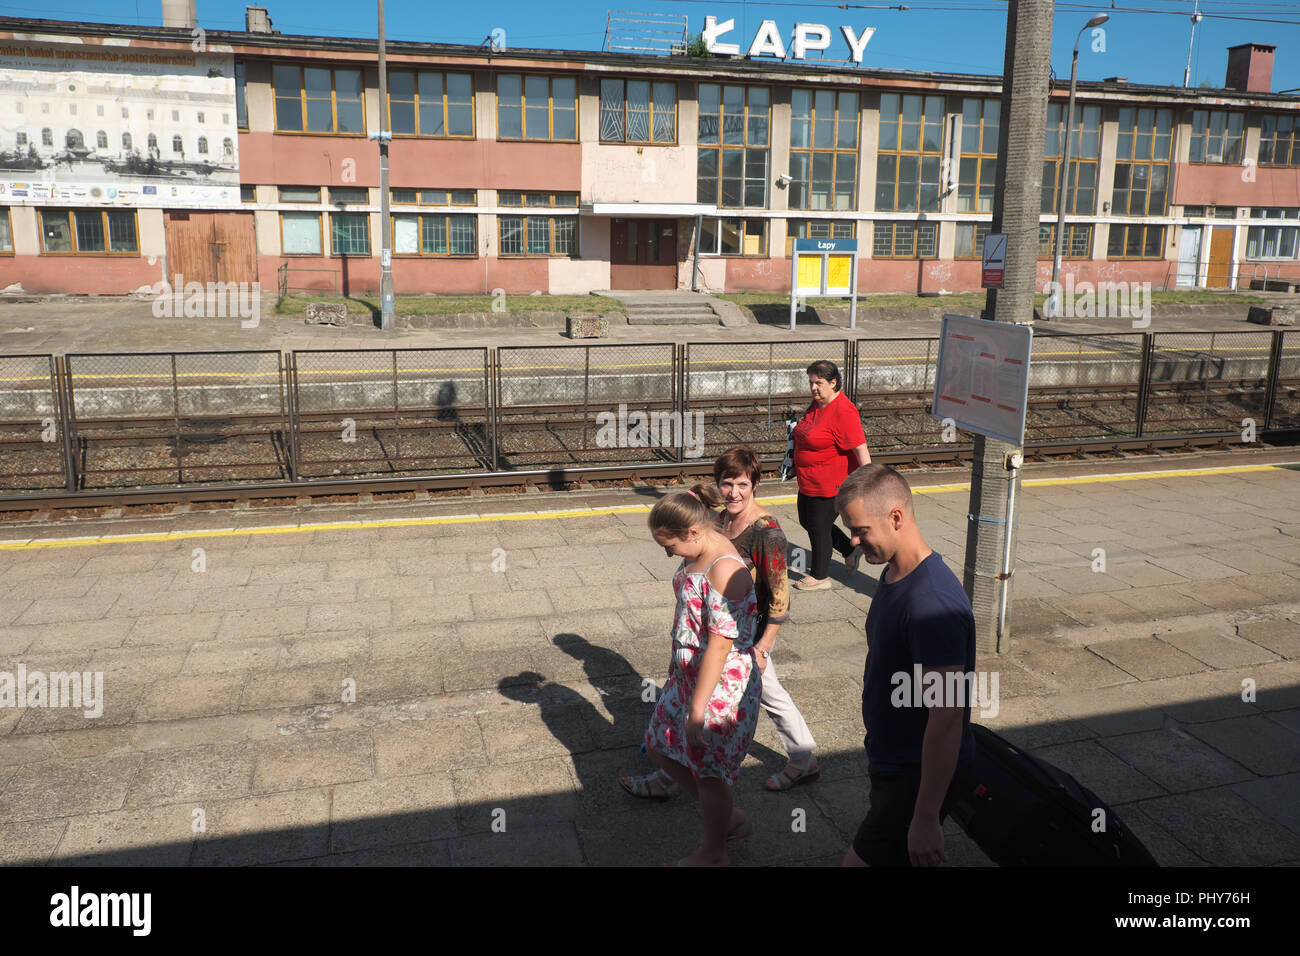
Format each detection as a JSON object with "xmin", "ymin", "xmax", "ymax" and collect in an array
[
  {"xmin": 957, "ymin": 98, "xmax": 999, "ymax": 214},
  {"xmin": 785, "ymin": 219, "xmax": 855, "ymax": 256},
  {"xmin": 1246, "ymin": 208, "xmax": 1300, "ymax": 259},
  {"xmin": 497, "ymin": 74, "xmax": 577, "ymax": 141},
  {"xmin": 600, "ymin": 79, "xmax": 676, "ymax": 143},
  {"xmin": 1037, "ymin": 223, "xmax": 1093, "ymax": 259},
  {"xmin": 498, "ymin": 215, "xmax": 577, "ymax": 256},
  {"xmin": 697, "ymin": 84, "xmax": 770, "ymax": 208},
  {"xmin": 273, "ymin": 64, "xmax": 365, "ymax": 134},
  {"xmin": 1188, "ymin": 110, "xmax": 1243, "ymax": 164},
  {"xmin": 789, "ymin": 89, "xmax": 858, "ymax": 211},
  {"xmin": 330, "ymin": 212, "xmax": 371, "ymax": 255},
  {"xmin": 388, "ymin": 71, "xmax": 473, "ymax": 137},
  {"xmin": 875, "ymin": 93, "xmax": 943, "ymax": 212},
  {"xmin": 871, "ymin": 221, "xmax": 937, "ymax": 258},
  {"xmin": 1041, "ymin": 103, "xmax": 1100, "ymax": 215},
  {"xmin": 699, "ymin": 218, "xmax": 767, "ymax": 256},
  {"xmin": 39, "ymin": 209, "xmax": 138, "ymax": 254},
  {"xmin": 394, "ymin": 213, "xmax": 476, "ymax": 256},
  {"xmin": 1106, "ymin": 224, "xmax": 1164, "ymax": 259},
  {"xmin": 954, "ymin": 221, "xmax": 992, "ymax": 259},
  {"xmin": 1258, "ymin": 113, "xmax": 1299, "ymax": 167}
]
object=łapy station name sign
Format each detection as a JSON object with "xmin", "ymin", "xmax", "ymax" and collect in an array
[{"xmin": 702, "ymin": 16, "xmax": 876, "ymax": 63}]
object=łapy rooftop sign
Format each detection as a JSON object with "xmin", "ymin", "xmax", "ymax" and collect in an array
[{"xmin": 702, "ymin": 16, "xmax": 876, "ymax": 63}]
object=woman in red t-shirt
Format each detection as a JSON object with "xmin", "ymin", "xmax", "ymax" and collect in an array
[{"xmin": 791, "ymin": 360, "xmax": 871, "ymax": 590}]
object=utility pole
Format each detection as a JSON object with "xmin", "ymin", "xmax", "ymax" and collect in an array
[
  {"xmin": 375, "ymin": 0, "xmax": 394, "ymax": 330},
  {"xmin": 962, "ymin": 0, "xmax": 1053, "ymax": 655}
]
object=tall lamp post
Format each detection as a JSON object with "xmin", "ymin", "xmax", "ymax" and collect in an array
[{"xmin": 1048, "ymin": 13, "xmax": 1109, "ymax": 319}]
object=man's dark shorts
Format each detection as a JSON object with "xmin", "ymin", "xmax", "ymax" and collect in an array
[{"xmin": 852, "ymin": 763, "xmax": 973, "ymax": 866}]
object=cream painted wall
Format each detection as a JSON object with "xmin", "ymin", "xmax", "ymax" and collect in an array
[
  {"xmin": 8, "ymin": 206, "xmax": 38, "ymax": 255},
  {"xmin": 549, "ymin": 256, "xmax": 609, "ymax": 293},
  {"xmin": 582, "ymin": 143, "xmax": 697, "ymax": 203},
  {"xmin": 139, "ymin": 208, "xmax": 165, "ymax": 257}
]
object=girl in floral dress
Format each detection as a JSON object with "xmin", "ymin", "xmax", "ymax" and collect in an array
[{"xmin": 645, "ymin": 483, "xmax": 761, "ymax": 866}]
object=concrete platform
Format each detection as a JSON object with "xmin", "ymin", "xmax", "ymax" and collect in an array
[
  {"xmin": 0, "ymin": 295, "xmax": 1275, "ymax": 357},
  {"xmin": 0, "ymin": 449, "xmax": 1297, "ymax": 865}
]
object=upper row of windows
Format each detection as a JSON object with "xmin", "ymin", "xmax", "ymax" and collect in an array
[{"xmin": 246, "ymin": 65, "xmax": 1300, "ymax": 166}]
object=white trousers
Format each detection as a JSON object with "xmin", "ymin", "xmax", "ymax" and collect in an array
[{"xmin": 758, "ymin": 656, "xmax": 817, "ymax": 763}]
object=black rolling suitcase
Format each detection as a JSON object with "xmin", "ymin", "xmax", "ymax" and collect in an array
[{"xmin": 948, "ymin": 724, "xmax": 1159, "ymax": 866}]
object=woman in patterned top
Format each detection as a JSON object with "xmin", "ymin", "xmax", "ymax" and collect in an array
[
  {"xmin": 643, "ymin": 483, "xmax": 761, "ymax": 866},
  {"xmin": 621, "ymin": 448, "xmax": 820, "ymax": 800}
]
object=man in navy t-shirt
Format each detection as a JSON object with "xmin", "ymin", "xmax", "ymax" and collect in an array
[{"xmin": 835, "ymin": 464, "xmax": 977, "ymax": 867}]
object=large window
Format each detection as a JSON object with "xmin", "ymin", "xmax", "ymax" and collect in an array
[
  {"xmin": 497, "ymin": 75, "xmax": 577, "ymax": 141},
  {"xmin": 872, "ymin": 221, "xmax": 937, "ymax": 258},
  {"xmin": 0, "ymin": 208, "xmax": 12, "ymax": 254},
  {"xmin": 498, "ymin": 215, "xmax": 577, "ymax": 256},
  {"xmin": 957, "ymin": 97, "xmax": 999, "ymax": 214},
  {"xmin": 281, "ymin": 212, "xmax": 322, "ymax": 255},
  {"xmin": 394, "ymin": 213, "xmax": 476, "ymax": 256},
  {"xmin": 330, "ymin": 212, "xmax": 370, "ymax": 255},
  {"xmin": 39, "ymin": 209, "xmax": 137, "ymax": 254},
  {"xmin": 1112, "ymin": 107, "xmax": 1172, "ymax": 218},
  {"xmin": 1188, "ymin": 110, "xmax": 1243, "ymax": 164},
  {"xmin": 1041, "ymin": 102, "xmax": 1100, "ymax": 215},
  {"xmin": 785, "ymin": 219, "xmax": 854, "ymax": 255},
  {"xmin": 235, "ymin": 61, "xmax": 247, "ymax": 130},
  {"xmin": 388, "ymin": 71, "xmax": 473, "ymax": 137},
  {"xmin": 1258, "ymin": 113, "xmax": 1299, "ymax": 167},
  {"xmin": 697, "ymin": 84, "xmax": 770, "ymax": 208},
  {"xmin": 1107, "ymin": 224, "xmax": 1164, "ymax": 259},
  {"xmin": 875, "ymin": 93, "xmax": 943, "ymax": 212},
  {"xmin": 498, "ymin": 191, "xmax": 578, "ymax": 207},
  {"xmin": 1038, "ymin": 223, "xmax": 1093, "ymax": 259},
  {"xmin": 392, "ymin": 189, "xmax": 476, "ymax": 206},
  {"xmin": 273, "ymin": 65, "xmax": 365, "ymax": 133},
  {"xmin": 600, "ymin": 79, "xmax": 676, "ymax": 143},
  {"xmin": 1246, "ymin": 208, "xmax": 1300, "ymax": 259},
  {"xmin": 699, "ymin": 218, "xmax": 767, "ymax": 256},
  {"xmin": 788, "ymin": 90, "xmax": 858, "ymax": 211}
]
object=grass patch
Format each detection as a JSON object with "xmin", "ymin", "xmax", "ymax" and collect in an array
[
  {"xmin": 274, "ymin": 293, "xmax": 622, "ymax": 316},
  {"xmin": 716, "ymin": 290, "xmax": 1268, "ymax": 310}
]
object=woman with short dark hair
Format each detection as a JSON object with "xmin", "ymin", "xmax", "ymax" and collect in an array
[{"xmin": 791, "ymin": 360, "xmax": 871, "ymax": 590}]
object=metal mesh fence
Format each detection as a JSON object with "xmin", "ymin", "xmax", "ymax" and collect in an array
[
  {"xmin": 1025, "ymin": 332, "xmax": 1144, "ymax": 443},
  {"xmin": 1143, "ymin": 331, "xmax": 1274, "ymax": 435},
  {"xmin": 64, "ymin": 351, "xmax": 286, "ymax": 488},
  {"xmin": 291, "ymin": 348, "xmax": 489, "ymax": 478},
  {"xmin": 0, "ymin": 355, "xmax": 67, "ymax": 493},
  {"xmin": 687, "ymin": 340, "xmax": 849, "ymax": 462},
  {"xmin": 1271, "ymin": 330, "xmax": 1300, "ymax": 431},
  {"xmin": 853, "ymin": 338, "xmax": 944, "ymax": 451},
  {"xmin": 496, "ymin": 344, "xmax": 676, "ymax": 468}
]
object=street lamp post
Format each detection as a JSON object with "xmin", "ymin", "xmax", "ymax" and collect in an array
[{"xmin": 1048, "ymin": 13, "xmax": 1108, "ymax": 320}]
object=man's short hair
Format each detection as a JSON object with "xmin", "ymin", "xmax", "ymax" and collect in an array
[{"xmin": 836, "ymin": 464, "xmax": 914, "ymax": 519}]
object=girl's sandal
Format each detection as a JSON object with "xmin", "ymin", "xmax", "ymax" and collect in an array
[
  {"xmin": 619, "ymin": 770, "xmax": 678, "ymax": 801},
  {"xmin": 764, "ymin": 758, "xmax": 821, "ymax": 791},
  {"xmin": 792, "ymin": 576, "xmax": 832, "ymax": 591}
]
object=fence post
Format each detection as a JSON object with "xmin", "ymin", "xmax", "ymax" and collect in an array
[
  {"xmin": 1134, "ymin": 333, "xmax": 1154, "ymax": 439},
  {"xmin": 282, "ymin": 352, "xmax": 298, "ymax": 482},
  {"xmin": 169, "ymin": 353, "xmax": 183, "ymax": 484},
  {"xmin": 53, "ymin": 356, "xmax": 76, "ymax": 492},
  {"xmin": 287, "ymin": 352, "xmax": 303, "ymax": 481},
  {"xmin": 489, "ymin": 349, "xmax": 499, "ymax": 472},
  {"xmin": 1262, "ymin": 329, "xmax": 1284, "ymax": 433}
]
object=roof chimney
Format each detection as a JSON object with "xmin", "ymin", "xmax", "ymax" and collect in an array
[
  {"xmin": 161, "ymin": 0, "xmax": 197, "ymax": 29},
  {"xmin": 245, "ymin": 6, "xmax": 273, "ymax": 33},
  {"xmin": 1225, "ymin": 43, "xmax": 1275, "ymax": 93}
]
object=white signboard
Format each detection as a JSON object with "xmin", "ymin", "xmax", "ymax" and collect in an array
[
  {"xmin": 932, "ymin": 313, "xmax": 1032, "ymax": 446},
  {"xmin": 703, "ymin": 16, "xmax": 875, "ymax": 62},
  {"xmin": 0, "ymin": 40, "xmax": 240, "ymax": 208},
  {"xmin": 981, "ymin": 232, "xmax": 1006, "ymax": 288}
]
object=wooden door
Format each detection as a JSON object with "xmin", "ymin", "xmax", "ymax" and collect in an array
[
  {"xmin": 610, "ymin": 219, "xmax": 677, "ymax": 290},
  {"xmin": 1205, "ymin": 226, "xmax": 1234, "ymax": 289},
  {"xmin": 165, "ymin": 211, "xmax": 258, "ymax": 286}
]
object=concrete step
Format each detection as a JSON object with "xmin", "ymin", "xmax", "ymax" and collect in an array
[
  {"xmin": 626, "ymin": 308, "xmax": 719, "ymax": 318},
  {"xmin": 626, "ymin": 312, "xmax": 721, "ymax": 326}
]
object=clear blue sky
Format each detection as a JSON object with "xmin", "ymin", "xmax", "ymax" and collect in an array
[{"xmin": 10, "ymin": 0, "xmax": 1300, "ymax": 91}]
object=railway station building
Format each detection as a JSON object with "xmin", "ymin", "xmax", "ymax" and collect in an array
[{"xmin": 2, "ymin": 8, "xmax": 1299, "ymax": 298}]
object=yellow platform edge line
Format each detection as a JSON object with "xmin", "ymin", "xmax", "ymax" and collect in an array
[{"xmin": 0, "ymin": 461, "xmax": 1294, "ymax": 552}]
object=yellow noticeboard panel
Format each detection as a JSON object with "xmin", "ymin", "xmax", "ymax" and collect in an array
[
  {"xmin": 826, "ymin": 255, "xmax": 851, "ymax": 293},
  {"xmin": 797, "ymin": 255, "xmax": 823, "ymax": 292}
]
